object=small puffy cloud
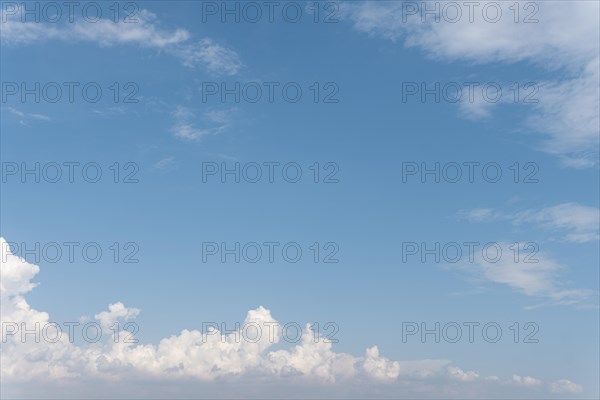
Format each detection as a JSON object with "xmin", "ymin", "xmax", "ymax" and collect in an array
[
  {"xmin": 0, "ymin": 238, "xmax": 40, "ymax": 298},
  {"xmin": 266, "ymin": 325, "xmax": 357, "ymax": 383},
  {"xmin": 448, "ymin": 366, "xmax": 480, "ymax": 382},
  {"xmin": 549, "ymin": 379, "xmax": 583, "ymax": 394},
  {"xmin": 512, "ymin": 374, "xmax": 542, "ymax": 387},
  {"xmin": 94, "ymin": 302, "xmax": 140, "ymax": 331},
  {"xmin": 362, "ymin": 346, "xmax": 401, "ymax": 381}
]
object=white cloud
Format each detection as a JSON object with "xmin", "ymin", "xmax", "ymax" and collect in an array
[
  {"xmin": 174, "ymin": 38, "xmax": 243, "ymax": 76},
  {"xmin": 71, "ymin": 10, "xmax": 189, "ymax": 48},
  {"xmin": 457, "ymin": 208, "xmax": 504, "ymax": 223},
  {"xmin": 514, "ymin": 203, "xmax": 600, "ymax": 243},
  {"xmin": 170, "ymin": 123, "xmax": 213, "ymax": 140},
  {"xmin": 94, "ymin": 302, "xmax": 140, "ymax": 331},
  {"xmin": 3, "ymin": 107, "xmax": 50, "ymax": 125},
  {"xmin": 343, "ymin": 1, "xmax": 598, "ymax": 68},
  {"xmin": 451, "ymin": 241, "xmax": 597, "ymax": 307},
  {"xmin": 471, "ymin": 243, "xmax": 562, "ymax": 296},
  {"xmin": 343, "ymin": 1, "xmax": 600, "ymax": 166},
  {"xmin": 0, "ymin": 7, "xmax": 242, "ymax": 75},
  {"xmin": 153, "ymin": 156, "xmax": 176, "ymax": 170},
  {"xmin": 361, "ymin": 345, "xmax": 401, "ymax": 381},
  {"xmin": 1, "ymin": 235, "xmax": 445, "ymax": 386},
  {"xmin": 512, "ymin": 374, "xmax": 542, "ymax": 387},
  {"xmin": 0, "ymin": 236, "xmax": 580, "ymax": 397},
  {"xmin": 448, "ymin": 366, "xmax": 479, "ymax": 382},
  {"xmin": 1, "ymin": 8, "xmax": 188, "ymax": 46},
  {"xmin": 93, "ymin": 106, "xmax": 129, "ymax": 117},
  {"xmin": 0, "ymin": 239, "xmax": 40, "ymax": 298},
  {"xmin": 550, "ymin": 379, "xmax": 583, "ymax": 394},
  {"xmin": 527, "ymin": 58, "xmax": 600, "ymax": 168},
  {"xmin": 458, "ymin": 203, "xmax": 600, "ymax": 243},
  {"xmin": 457, "ymin": 93, "xmax": 497, "ymax": 120},
  {"xmin": 170, "ymin": 106, "xmax": 233, "ymax": 140}
]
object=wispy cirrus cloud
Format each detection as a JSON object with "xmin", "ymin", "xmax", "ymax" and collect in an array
[
  {"xmin": 152, "ymin": 156, "xmax": 176, "ymax": 171},
  {"xmin": 170, "ymin": 106, "xmax": 234, "ymax": 140},
  {"xmin": 2, "ymin": 107, "xmax": 50, "ymax": 125},
  {"xmin": 448, "ymin": 241, "xmax": 597, "ymax": 308},
  {"xmin": 0, "ymin": 7, "xmax": 242, "ymax": 76},
  {"xmin": 458, "ymin": 202, "xmax": 600, "ymax": 243},
  {"xmin": 173, "ymin": 38, "xmax": 243, "ymax": 76},
  {"xmin": 454, "ymin": 203, "xmax": 598, "ymax": 306},
  {"xmin": 341, "ymin": 1, "xmax": 599, "ymax": 167}
]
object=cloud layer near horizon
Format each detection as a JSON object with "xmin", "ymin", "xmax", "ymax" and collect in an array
[{"xmin": 0, "ymin": 237, "xmax": 584, "ymax": 398}]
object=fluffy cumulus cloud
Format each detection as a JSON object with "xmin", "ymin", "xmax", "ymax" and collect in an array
[
  {"xmin": 550, "ymin": 379, "xmax": 583, "ymax": 394},
  {"xmin": 0, "ymin": 237, "xmax": 585, "ymax": 397},
  {"xmin": 342, "ymin": 1, "xmax": 600, "ymax": 166},
  {"xmin": 512, "ymin": 374, "xmax": 542, "ymax": 387},
  {"xmin": 94, "ymin": 302, "xmax": 140, "ymax": 331},
  {"xmin": 0, "ymin": 6, "xmax": 242, "ymax": 75}
]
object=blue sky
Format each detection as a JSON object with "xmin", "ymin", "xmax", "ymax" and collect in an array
[{"xmin": 1, "ymin": 1, "xmax": 599, "ymax": 398}]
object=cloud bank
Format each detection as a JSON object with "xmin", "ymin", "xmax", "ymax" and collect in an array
[{"xmin": 0, "ymin": 237, "xmax": 584, "ymax": 398}]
